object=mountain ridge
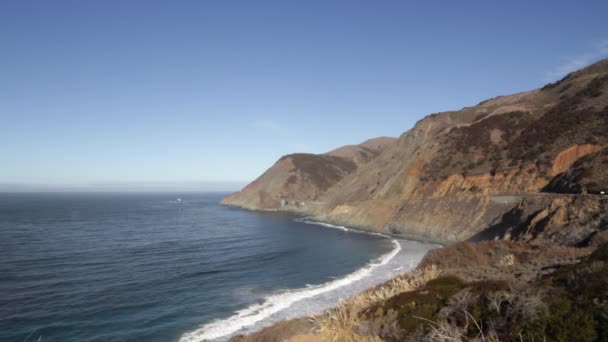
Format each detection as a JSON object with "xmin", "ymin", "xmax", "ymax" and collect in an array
[
  {"xmin": 223, "ymin": 58, "xmax": 608, "ymax": 245},
  {"xmin": 221, "ymin": 136, "xmax": 397, "ymax": 210}
]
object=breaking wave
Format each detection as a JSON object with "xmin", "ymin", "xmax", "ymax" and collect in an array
[{"xmin": 179, "ymin": 220, "xmax": 435, "ymax": 341}]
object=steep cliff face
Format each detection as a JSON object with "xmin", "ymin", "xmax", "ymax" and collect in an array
[{"xmin": 223, "ymin": 58, "xmax": 608, "ymax": 244}]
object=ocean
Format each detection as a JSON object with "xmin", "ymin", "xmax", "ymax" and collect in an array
[{"xmin": 0, "ymin": 192, "xmax": 436, "ymax": 341}]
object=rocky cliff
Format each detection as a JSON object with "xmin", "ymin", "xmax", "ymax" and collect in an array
[{"xmin": 223, "ymin": 58, "xmax": 608, "ymax": 245}]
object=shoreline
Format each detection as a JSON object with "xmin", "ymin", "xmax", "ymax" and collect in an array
[
  {"xmin": 299, "ymin": 217, "xmax": 449, "ymax": 247},
  {"xmin": 221, "ymin": 202, "xmax": 449, "ymax": 247},
  {"xmin": 179, "ymin": 209, "xmax": 438, "ymax": 341}
]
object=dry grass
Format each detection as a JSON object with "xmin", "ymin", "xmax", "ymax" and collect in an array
[
  {"xmin": 345, "ymin": 264, "xmax": 440, "ymax": 309},
  {"xmin": 486, "ymin": 290, "xmax": 511, "ymax": 315},
  {"xmin": 506, "ymin": 288, "xmax": 548, "ymax": 321},
  {"xmin": 312, "ymin": 303, "xmax": 362, "ymax": 342},
  {"xmin": 499, "ymin": 253, "xmax": 515, "ymax": 267},
  {"xmin": 429, "ymin": 290, "xmax": 501, "ymax": 341},
  {"xmin": 423, "ymin": 310, "xmax": 501, "ymax": 342},
  {"xmin": 312, "ymin": 265, "xmax": 439, "ymax": 341}
]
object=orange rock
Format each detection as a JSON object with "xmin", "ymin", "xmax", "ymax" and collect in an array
[
  {"xmin": 406, "ymin": 155, "xmax": 426, "ymax": 176},
  {"xmin": 431, "ymin": 163, "xmax": 547, "ymax": 197},
  {"xmin": 551, "ymin": 144, "xmax": 603, "ymax": 176}
]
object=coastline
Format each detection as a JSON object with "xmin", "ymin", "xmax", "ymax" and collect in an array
[
  {"xmin": 221, "ymin": 202, "xmax": 449, "ymax": 246},
  {"xmin": 225, "ymin": 236, "xmax": 605, "ymax": 342},
  {"xmin": 298, "ymin": 217, "xmax": 449, "ymax": 247},
  {"xmin": 212, "ymin": 59, "xmax": 608, "ymax": 341},
  {"xmin": 179, "ymin": 207, "xmax": 438, "ymax": 341}
]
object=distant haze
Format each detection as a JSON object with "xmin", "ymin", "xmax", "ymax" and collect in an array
[{"xmin": 0, "ymin": 182, "xmax": 244, "ymax": 193}]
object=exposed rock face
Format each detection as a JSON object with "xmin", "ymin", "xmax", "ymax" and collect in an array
[
  {"xmin": 544, "ymin": 147, "xmax": 608, "ymax": 194},
  {"xmin": 471, "ymin": 194, "xmax": 608, "ymax": 246},
  {"xmin": 551, "ymin": 144, "xmax": 603, "ymax": 176},
  {"xmin": 223, "ymin": 58, "xmax": 608, "ymax": 244}
]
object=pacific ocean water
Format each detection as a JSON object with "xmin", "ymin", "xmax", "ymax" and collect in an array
[{"xmin": 0, "ymin": 192, "xmax": 436, "ymax": 341}]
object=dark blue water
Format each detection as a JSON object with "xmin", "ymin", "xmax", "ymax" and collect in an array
[{"xmin": 0, "ymin": 192, "xmax": 394, "ymax": 342}]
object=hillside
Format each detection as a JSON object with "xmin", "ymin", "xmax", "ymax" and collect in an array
[
  {"xmin": 221, "ymin": 137, "xmax": 396, "ymax": 210},
  {"xmin": 326, "ymin": 137, "xmax": 397, "ymax": 166},
  {"xmin": 221, "ymin": 58, "xmax": 608, "ymax": 342},
  {"xmin": 222, "ymin": 58, "xmax": 608, "ymax": 246}
]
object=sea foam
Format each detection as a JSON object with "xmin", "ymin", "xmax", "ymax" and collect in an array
[{"xmin": 179, "ymin": 220, "xmax": 434, "ymax": 342}]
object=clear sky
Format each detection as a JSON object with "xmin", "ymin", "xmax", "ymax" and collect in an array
[{"xmin": 1, "ymin": 1, "xmax": 607, "ymax": 191}]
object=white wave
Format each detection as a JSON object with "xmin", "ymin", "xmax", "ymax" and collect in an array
[
  {"xmin": 179, "ymin": 220, "xmax": 436, "ymax": 342},
  {"xmin": 297, "ymin": 219, "xmax": 350, "ymax": 232},
  {"xmin": 296, "ymin": 219, "xmax": 391, "ymax": 240},
  {"xmin": 180, "ymin": 242, "xmax": 400, "ymax": 341}
]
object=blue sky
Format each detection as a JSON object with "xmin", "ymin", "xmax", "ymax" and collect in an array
[{"xmin": 1, "ymin": 1, "xmax": 607, "ymax": 191}]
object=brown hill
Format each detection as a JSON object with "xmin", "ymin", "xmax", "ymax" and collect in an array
[
  {"xmin": 325, "ymin": 137, "xmax": 397, "ymax": 166},
  {"xmin": 223, "ymin": 58, "xmax": 608, "ymax": 245},
  {"xmin": 221, "ymin": 137, "xmax": 396, "ymax": 210}
]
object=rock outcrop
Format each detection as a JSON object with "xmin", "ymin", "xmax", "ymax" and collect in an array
[
  {"xmin": 543, "ymin": 147, "xmax": 608, "ymax": 195},
  {"xmin": 223, "ymin": 58, "xmax": 608, "ymax": 245}
]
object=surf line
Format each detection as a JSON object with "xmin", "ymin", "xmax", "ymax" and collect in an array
[
  {"xmin": 179, "ymin": 220, "xmax": 402, "ymax": 342},
  {"xmin": 297, "ymin": 218, "xmax": 395, "ymax": 240}
]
